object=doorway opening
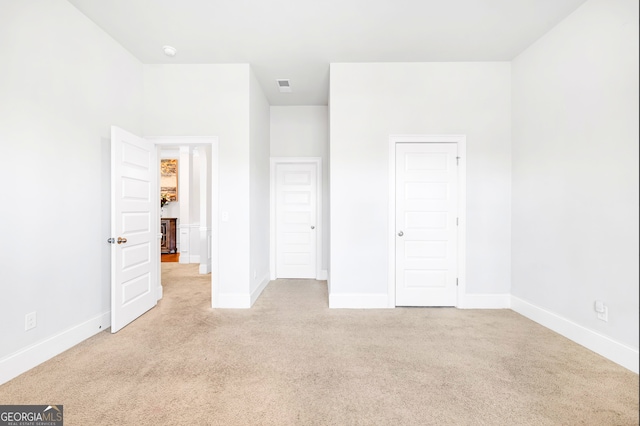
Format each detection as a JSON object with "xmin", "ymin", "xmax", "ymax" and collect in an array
[{"xmin": 149, "ymin": 137, "xmax": 219, "ymax": 307}]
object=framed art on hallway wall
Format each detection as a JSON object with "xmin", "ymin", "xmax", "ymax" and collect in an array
[{"xmin": 160, "ymin": 159, "xmax": 178, "ymax": 201}]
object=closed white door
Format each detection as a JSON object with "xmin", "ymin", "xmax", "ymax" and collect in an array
[
  {"xmin": 111, "ymin": 126, "xmax": 158, "ymax": 333},
  {"xmin": 395, "ymin": 143, "xmax": 458, "ymax": 306},
  {"xmin": 275, "ymin": 163, "xmax": 317, "ymax": 278}
]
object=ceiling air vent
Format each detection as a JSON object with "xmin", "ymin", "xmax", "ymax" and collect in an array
[{"xmin": 276, "ymin": 79, "xmax": 292, "ymax": 93}]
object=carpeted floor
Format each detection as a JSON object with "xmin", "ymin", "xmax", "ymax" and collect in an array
[{"xmin": 1, "ymin": 263, "xmax": 638, "ymax": 425}]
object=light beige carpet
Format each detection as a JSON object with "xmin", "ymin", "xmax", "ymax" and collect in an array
[{"xmin": 1, "ymin": 263, "xmax": 638, "ymax": 425}]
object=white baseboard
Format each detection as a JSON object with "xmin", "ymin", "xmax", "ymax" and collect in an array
[
  {"xmin": 0, "ymin": 311, "xmax": 110, "ymax": 385},
  {"xmin": 190, "ymin": 255, "xmax": 201, "ymax": 264},
  {"xmin": 269, "ymin": 270, "xmax": 328, "ymax": 281},
  {"xmin": 511, "ymin": 296, "xmax": 639, "ymax": 374},
  {"xmin": 217, "ymin": 293, "xmax": 251, "ymax": 309},
  {"xmin": 329, "ymin": 293, "xmax": 390, "ymax": 309},
  {"xmin": 250, "ymin": 274, "xmax": 271, "ymax": 306},
  {"xmin": 458, "ymin": 293, "xmax": 511, "ymax": 309},
  {"xmin": 199, "ymin": 262, "xmax": 211, "ymax": 274}
]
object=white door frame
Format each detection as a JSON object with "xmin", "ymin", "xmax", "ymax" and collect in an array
[
  {"xmin": 388, "ymin": 135, "xmax": 466, "ymax": 308},
  {"xmin": 270, "ymin": 157, "xmax": 323, "ymax": 280},
  {"xmin": 147, "ymin": 136, "xmax": 219, "ymax": 308}
]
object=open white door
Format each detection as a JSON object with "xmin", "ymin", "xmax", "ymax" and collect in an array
[{"xmin": 110, "ymin": 126, "xmax": 158, "ymax": 333}]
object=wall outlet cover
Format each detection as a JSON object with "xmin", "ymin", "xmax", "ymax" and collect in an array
[
  {"xmin": 594, "ymin": 300, "xmax": 605, "ymax": 312},
  {"xmin": 25, "ymin": 312, "xmax": 37, "ymax": 331},
  {"xmin": 597, "ymin": 306, "xmax": 608, "ymax": 322}
]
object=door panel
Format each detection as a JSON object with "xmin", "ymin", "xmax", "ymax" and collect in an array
[
  {"xmin": 396, "ymin": 143, "xmax": 458, "ymax": 306},
  {"xmin": 111, "ymin": 126, "xmax": 158, "ymax": 333},
  {"xmin": 276, "ymin": 163, "xmax": 317, "ymax": 278}
]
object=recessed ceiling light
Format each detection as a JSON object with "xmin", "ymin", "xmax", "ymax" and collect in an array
[{"xmin": 162, "ymin": 45, "xmax": 177, "ymax": 57}]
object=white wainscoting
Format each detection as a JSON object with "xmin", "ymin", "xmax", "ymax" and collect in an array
[{"xmin": 178, "ymin": 222, "xmax": 190, "ymax": 264}]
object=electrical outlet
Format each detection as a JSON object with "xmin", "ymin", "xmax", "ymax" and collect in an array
[
  {"xmin": 597, "ymin": 306, "xmax": 608, "ymax": 322},
  {"xmin": 594, "ymin": 300, "xmax": 608, "ymax": 322},
  {"xmin": 25, "ymin": 312, "xmax": 37, "ymax": 331},
  {"xmin": 594, "ymin": 300, "xmax": 605, "ymax": 313}
]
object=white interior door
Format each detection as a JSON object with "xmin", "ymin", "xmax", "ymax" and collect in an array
[
  {"xmin": 111, "ymin": 126, "xmax": 158, "ymax": 333},
  {"xmin": 395, "ymin": 143, "xmax": 458, "ymax": 306},
  {"xmin": 275, "ymin": 163, "xmax": 317, "ymax": 278}
]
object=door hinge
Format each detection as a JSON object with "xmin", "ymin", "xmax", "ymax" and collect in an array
[
  {"xmin": 456, "ymin": 217, "xmax": 459, "ymax": 226},
  {"xmin": 456, "ymin": 156, "xmax": 460, "ymax": 165},
  {"xmin": 456, "ymin": 278, "xmax": 459, "ymax": 286}
]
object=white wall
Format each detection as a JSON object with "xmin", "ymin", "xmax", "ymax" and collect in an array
[
  {"xmin": 270, "ymin": 106, "xmax": 330, "ymax": 273},
  {"xmin": 143, "ymin": 64, "xmax": 252, "ymax": 304},
  {"xmin": 0, "ymin": 0, "xmax": 143, "ymax": 382},
  {"xmin": 249, "ymin": 70, "xmax": 271, "ymax": 300},
  {"xmin": 511, "ymin": 0, "xmax": 639, "ymax": 366},
  {"xmin": 329, "ymin": 63, "xmax": 512, "ymax": 305}
]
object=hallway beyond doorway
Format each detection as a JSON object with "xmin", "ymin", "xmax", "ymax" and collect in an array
[{"xmin": 161, "ymin": 253, "xmax": 180, "ymax": 263}]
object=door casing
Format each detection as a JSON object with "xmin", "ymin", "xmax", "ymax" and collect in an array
[{"xmin": 388, "ymin": 135, "xmax": 466, "ymax": 308}]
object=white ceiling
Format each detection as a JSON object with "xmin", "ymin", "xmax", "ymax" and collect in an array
[{"xmin": 67, "ymin": 0, "xmax": 586, "ymax": 106}]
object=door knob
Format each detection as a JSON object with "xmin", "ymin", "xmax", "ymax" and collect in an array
[
  {"xmin": 117, "ymin": 237, "xmax": 128, "ymax": 244},
  {"xmin": 397, "ymin": 231, "xmax": 404, "ymax": 237},
  {"xmin": 311, "ymin": 226, "xmax": 315, "ymax": 230}
]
